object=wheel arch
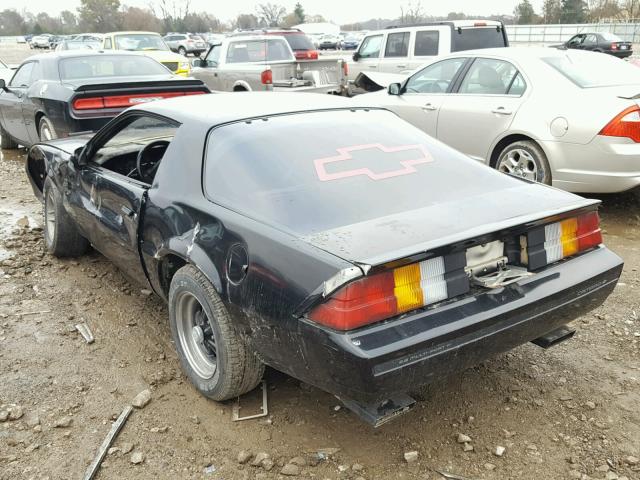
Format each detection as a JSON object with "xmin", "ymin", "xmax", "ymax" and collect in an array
[
  {"xmin": 232, "ymin": 81, "xmax": 251, "ymax": 92},
  {"xmin": 156, "ymin": 247, "xmax": 224, "ymax": 300},
  {"xmin": 26, "ymin": 145, "xmax": 49, "ymax": 200},
  {"xmin": 489, "ymin": 133, "xmax": 548, "ymax": 168}
]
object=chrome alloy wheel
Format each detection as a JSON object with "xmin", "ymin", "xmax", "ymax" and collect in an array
[
  {"xmin": 175, "ymin": 291, "xmax": 217, "ymax": 379},
  {"xmin": 40, "ymin": 122, "xmax": 53, "ymax": 141},
  {"xmin": 497, "ymin": 148, "xmax": 541, "ymax": 182},
  {"xmin": 45, "ymin": 188, "xmax": 56, "ymax": 244}
]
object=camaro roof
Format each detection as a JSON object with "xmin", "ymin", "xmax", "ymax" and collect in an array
[
  {"xmin": 136, "ymin": 92, "xmax": 360, "ymax": 127},
  {"xmin": 22, "ymin": 50, "xmax": 154, "ymax": 63}
]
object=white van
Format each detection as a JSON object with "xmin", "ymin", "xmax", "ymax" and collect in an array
[{"xmin": 349, "ymin": 21, "xmax": 508, "ymax": 79}]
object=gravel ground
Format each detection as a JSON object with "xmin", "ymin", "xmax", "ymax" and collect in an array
[{"xmin": 0, "ymin": 143, "xmax": 639, "ymax": 480}]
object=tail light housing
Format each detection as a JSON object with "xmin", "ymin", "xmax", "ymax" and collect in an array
[
  {"xmin": 611, "ymin": 43, "xmax": 618, "ymax": 50},
  {"xmin": 521, "ymin": 211, "xmax": 602, "ymax": 270},
  {"xmin": 72, "ymin": 90, "xmax": 207, "ymax": 111},
  {"xmin": 342, "ymin": 60, "xmax": 349, "ymax": 76},
  {"xmin": 308, "ymin": 254, "xmax": 468, "ymax": 331},
  {"xmin": 261, "ymin": 69, "xmax": 273, "ymax": 85},
  {"xmin": 599, "ymin": 105, "xmax": 640, "ymax": 142}
]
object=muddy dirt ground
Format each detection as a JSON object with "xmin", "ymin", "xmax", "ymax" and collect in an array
[{"xmin": 0, "ymin": 142, "xmax": 639, "ymax": 480}]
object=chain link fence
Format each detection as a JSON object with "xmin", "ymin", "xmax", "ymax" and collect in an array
[{"xmin": 506, "ymin": 22, "xmax": 640, "ymax": 45}]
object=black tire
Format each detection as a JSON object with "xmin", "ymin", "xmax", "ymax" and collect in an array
[
  {"xmin": 38, "ymin": 116, "xmax": 58, "ymax": 142},
  {"xmin": 494, "ymin": 140, "xmax": 552, "ymax": 185},
  {"xmin": 178, "ymin": 46, "xmax": 187, "ymax": 56},
  {"xmin": 43, "ymin": 177, "xmax": 89, "ymax": 257},
  {"xmin": 169, "ymin": 265, "xmax": 264, "ymax": 401},
  {"xmin": 0, "ymin": 124, "xmax": 18, "ymax": 149}
]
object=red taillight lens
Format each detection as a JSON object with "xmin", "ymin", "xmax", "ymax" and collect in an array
[
  {"xmin": 261, "ymin": 69, "xmax": 273, "ymax": 85},
  {"xmin": 611, "ymin": 43, "xmax": 618, "ymax": 50},
  {"xmin": 599, "ymin": 105, "xmax": 640, "ymax": 142},
  {"xmin": 73, "ymin": 97, "xmax": 104, "ymax": 110},
  {"xmin": 309, "ymin": 271, "xmax": 397, "ymax": 330},
  {"xmin": 342, "ymin": 60, "xmax": 349, "ymax": 76},
  {"xmin": 308, "ymin": 50, "xmax": 318, "ymax": 60},
  {"xmin": 72, "ymin": 91, "xmax": 207, "ymax": 111},
  {"xmin": 576, "ymin": 211, "xmax": 603, "ymax": 251}
]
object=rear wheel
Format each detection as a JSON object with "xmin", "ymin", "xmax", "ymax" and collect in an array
[
  {"xmin": 178, "ymin": 46, "xmax": 187, "ymax": 56},
  {"xmin": 495, "ymin": 140, "xmax": 551, "ymax": 185},
  {"xmin": 169, "ymin": 265, "xmax": 264, "ymax": 401},
  {"xmin": 43, "ymin": 177, "xmax": 89, "ymax": 257},
  {"xmin": 38, "ymin": 116, "xmax": 58, "ymax": 142},
  {"xmin": 0, "ymin": 125, "xmax": 18, "ymax": 149}
]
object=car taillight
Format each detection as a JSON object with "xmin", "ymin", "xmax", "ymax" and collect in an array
[
  {"xmin": 599, "ymin": 105, "xmax": 640, "ymax": 142},
  {"xmin": 308, "ymin": 254, "xmax": 469, "ymax": 330},
  {"xmin": 611, "ymin": 43, "xmax": 618, "ymax": 50},
  {"xmin": 73, "ymin": 97, "xmax": 104, "ymax": 110},
  {"xmin": 261, "ymin": 69, "xmax": 273, "ymax": 85},
  {"xmin": 308, "ymin": 50, "xmax": 318, "ymax": 59},
  {"xmin": 474, "ymin": 22, "xmax": 487, "ymax": 26},
  {"xmin": 72, "ymin": 91, "xmax": 207, "ymax": 110},
  {"xmin": 521, "ymin": 211, "xmax": 602, "ymax": 270},
  {"xmin": 342, "ymin": 60, "xmax": 348, "ymax": 76}
]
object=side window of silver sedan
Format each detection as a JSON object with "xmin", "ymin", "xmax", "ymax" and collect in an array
[
  {"xmin": 405, "ymin": 58, "xmax": 467, "ymax": 94},
  {"xmin": 458, "ymin": 58, "xmax": 525, "ymax": 96}
]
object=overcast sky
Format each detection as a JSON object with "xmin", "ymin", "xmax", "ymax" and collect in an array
[{"xmin": 10, "ymin": 0, "xmax": 546, "ymax": 25}]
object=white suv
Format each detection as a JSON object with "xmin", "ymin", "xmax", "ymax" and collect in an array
[{"xmin": 349, "ymin": 21, "xmax": 508, "ymax": 79}]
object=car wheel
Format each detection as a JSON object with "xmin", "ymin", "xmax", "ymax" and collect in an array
[
  {"xmin": 495, "ymin": 140, "xmax": 551, "ymax": 185},
  {"xmin": 0, "ymin": 125, "xmax": 18, "ymax": 149},
  {"xmin": 178, "ymin": 46, "xmax": 187, "ymax": 56},
  {"xmin": 169, "ymin": 264, "xmax": 264, "ymax": 401},
  {"xmin": 38, "ymin": 116, "xmax": 58, "ymax": 142},
  {"xmin": 43, "ymin": 177, "xmax": 89, "ymax": 257}
]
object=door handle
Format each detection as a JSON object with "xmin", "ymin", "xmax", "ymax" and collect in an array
[
  {"xmin": 422, "ymin": 103, "xmax": 437, "ymax": 111},
  {"xmin": 397, "ymin": 65, "xmax": 406, "ymax": 68},
  {"xmin": 491, "ymin": 107, "xmax": 513, "ymax": 115}
]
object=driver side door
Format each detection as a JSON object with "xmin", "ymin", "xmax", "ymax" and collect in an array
[
  {"xmin": 72, "ymin": 113, "xmax": 178, "ymax": 287},
  {"xmin": 0, "ymin": 61, "xmax": 35, "ymax": 144},
  {"xmin": 191, "ymin": 44, "xmax": 222, "ymax": 91}
]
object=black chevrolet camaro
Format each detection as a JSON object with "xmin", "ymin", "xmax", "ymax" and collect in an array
[
  {"xmin": 0, "ymin": 50, "xmax": 209, "ymax": 149},
  {"xmin": 25, "ymin": 93, "xmax": 622, "ymax": 425}
]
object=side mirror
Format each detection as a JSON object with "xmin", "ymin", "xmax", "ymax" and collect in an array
[
  {"xmin": 192, "ymin": 58, "xmax": 204, "ymax": 68},
  {"xmin": 70, "ymin": 146, "xmax": 87, "ymax": 167},
  {"xmin": 0, "ymin": 79, "xmax": 6, "ymax": 91},
  {"xmin": 388, "ymin": 82, "xmax": 402, "ymax": 96},
  {"xmin": 352, "ymin": 52, "xmax": 360, "ymax": 61}
]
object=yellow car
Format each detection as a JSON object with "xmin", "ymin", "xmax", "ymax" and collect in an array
[{"xmin": 101, "ymin": 31, "xmax": 191, "ymax": 76}]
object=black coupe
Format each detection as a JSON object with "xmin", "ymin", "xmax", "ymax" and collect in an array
[
  {"xmin": 0, "ymin": 50, "xmax": 209, "ymax": 149},
  {"xmin": 25, "ymin": 93, "xmax": 622, "ymax": 425},
  {"xmin": 559, "ymin": 32, "xmax": 633, "ymax": 58}
]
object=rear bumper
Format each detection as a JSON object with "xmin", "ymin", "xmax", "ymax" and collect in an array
[
  {"xmin": 609, "ymin": 50, "xmax": 633, "ymax": 58},
  {"xmin": 289, "ymin": 247, "xmax": 622, "ymax": 403},
  {"xmin": 545, "ymin": 136, "xmax": 640, "ymax": 193}
]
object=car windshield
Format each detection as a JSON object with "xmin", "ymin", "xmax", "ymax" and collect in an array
[
  {"xmin": 226, "ymin": 39, "xmax": 292, "ymax": 63},
  {"xmin": 282, "ymin": 34, "xmax": 314, "ymax": 51},
  {"xmin": 59, "ymin": 55, "xmax": 170, "ymax": 79},
  {"xmin": 451, "ymin": 26, "xmax": 506, "ymax": 51},
  {"xmin": 114, "ymin": 34, "xmax": 169, "ymax": 51},
  {"xmin": 204, "ymin": 109, "xmax": 511, "ymax": 235},
  {"xmin": 600, "ymin": 32, "xmax": 623, "ymax": 42},
  {"xmin": 542, "ymin": 53, "xmax": 640, "ymax": 87}
]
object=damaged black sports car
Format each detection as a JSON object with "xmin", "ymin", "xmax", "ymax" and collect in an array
[{"xmin": 25, "ymin": 93, "xmax": 622, "ymax": 426}]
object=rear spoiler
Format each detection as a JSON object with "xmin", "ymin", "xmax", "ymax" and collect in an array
[{"xmin": 71, "ymin": 79, "xmax": 209, "ymax": 93}]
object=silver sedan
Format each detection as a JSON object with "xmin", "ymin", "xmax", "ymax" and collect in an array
[{"xmin": 356, "ymin": 47, "xmax": 640, "ymax": 194}]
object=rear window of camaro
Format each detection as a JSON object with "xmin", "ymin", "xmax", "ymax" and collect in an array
[
  {"xmin": 59, "ymin": 55, "xmax": 170, "ymax": 79},
  {"xmin": 204, "ymin": 109, "xmax": 514, "ymax": 235}
]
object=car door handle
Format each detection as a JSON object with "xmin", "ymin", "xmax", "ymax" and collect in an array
[
  {"xmin": 422, "ymin": 103, "xmax": 437, "ymax": 111},
  {"xmin": 397, "ymin": 65, "xmax": 406, "ymax": 68},
  {"xmin": 491, "ymin": 107, "xmax": 512, "ymax": 115}
]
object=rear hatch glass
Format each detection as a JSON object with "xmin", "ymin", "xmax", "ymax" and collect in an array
[
  {"xmin": 451, "ymin": 26, "xmax": 507, "ymax": 51},
  {"xmin": 203, "ymin": 109, "xmax": 521, "ymax": 236},
  {"xmin": 282, "ymin": 34, "xmax": 315, "ymax": 51}
]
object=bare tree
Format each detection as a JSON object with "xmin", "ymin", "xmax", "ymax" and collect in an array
[
  {"xmin": 621, "ymin": 0, "xmax": 640, "ymax": 18},
  {"xmin": 256, "ymin": 3, "xmax": 286, "ymax": 27},
  {"xmin": 400, "ymin": 1, "xmax": 424, "ymax": 25}
]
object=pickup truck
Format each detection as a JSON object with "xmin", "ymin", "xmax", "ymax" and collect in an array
[{"xmin": 190, "ymin": 35, "xmax": 348, "ymax": 95}]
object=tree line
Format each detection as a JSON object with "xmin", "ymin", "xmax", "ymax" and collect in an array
[
  {"xmin": 0, "ymin": 0, "xmax": 320, "ymax": 36},
  {"xmin": 514, "ymin": 0, "xmax": 640, "ymax": 24}
]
